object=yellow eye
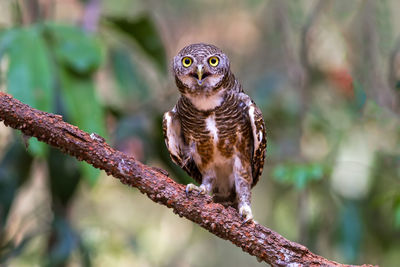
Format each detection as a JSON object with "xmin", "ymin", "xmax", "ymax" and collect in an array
[
  {"xmin": 208, "ymin": 56, "xmax": 219, "ymax": 67},
  {"xmin": 182, "ymin": 57, "xmax": 192, "ymax": 67}
]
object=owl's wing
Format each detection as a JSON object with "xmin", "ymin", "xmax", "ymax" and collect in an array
[
  {"xmin": 248, "ymin": 101, "xmax": 267, "ymax": 187},
  {"xmin": 162, "ymin": 109, "xmax": 202, "ymax": 184}
]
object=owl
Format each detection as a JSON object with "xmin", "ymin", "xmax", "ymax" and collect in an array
[{"xmin": 163, "ymin": 43, "xmax": 266, "ymax": 222}]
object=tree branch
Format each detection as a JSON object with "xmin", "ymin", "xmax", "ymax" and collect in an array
[{"xmin": 0, "ymin": 92, "xmax": 376, "ymax": 267}]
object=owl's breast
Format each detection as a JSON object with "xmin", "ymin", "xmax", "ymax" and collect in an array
[
  {"xmin": 177, "ymin": 94, "xmax": 252, "ymax": 170},
  {"xmin": 215, "ymin": 103, "xmax": 252, "ymax": 158},
  {"xmin": 177, "ymin": 109, "xmax": 213, "ymax": 167}
]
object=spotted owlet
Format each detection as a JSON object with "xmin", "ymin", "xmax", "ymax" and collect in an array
[{"xmin": 163, "ymin": 43, "xmax": 266, "ymax": 222}]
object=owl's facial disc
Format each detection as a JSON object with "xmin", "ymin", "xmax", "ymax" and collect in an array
[
  {"xmin": 180, "ymin": 62, "xmax": 224, "ymax": 93},
  {"xmin": 173, "ymin": 43, "xmax": 230, "ymax": 96}
]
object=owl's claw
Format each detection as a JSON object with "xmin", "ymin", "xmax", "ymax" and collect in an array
[
  {"xmin": 185, "ymin": 184, "xmax": 195, "ymax": 196},
  {"xmin": 198, "ymin": 184, "xmax": 207, "ymax": 195},
  {"xmin": 185, "ymin": 183, "xmax": 207, "ymax": 196},
  {"xmin": 239, "ymin": 204, "xmax": 253, "ymax": 224}
]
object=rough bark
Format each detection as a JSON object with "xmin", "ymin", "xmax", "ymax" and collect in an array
[{"xmin": 0, "ymin": 92, "xmax": 376, "ymax": 267}]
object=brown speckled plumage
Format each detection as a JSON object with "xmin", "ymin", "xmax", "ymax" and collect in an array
[{"xmin": 163, "ymin": 43, "xmax": 266, "ymax": 221}]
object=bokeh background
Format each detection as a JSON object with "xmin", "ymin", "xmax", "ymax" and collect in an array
[{"xmin": 1, "ymin": 0, "xmax": 400, "ymax": 266}]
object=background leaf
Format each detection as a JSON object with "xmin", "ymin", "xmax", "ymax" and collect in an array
[
  {"xmin": 0, "ymin": 141, "xmax": 33, "ymax": 228},
  {"xmin": 0, "ymin": 29, "xmax": 17, "ymax": 59},
  {"xmin": 106, "ymin": 15, "xmax": 167, "ymax": 73},
  {"xmin": 45, "ymin": 23, "xmax": 103, "ymax": 75},
  {"xmin": 110, "ymin": 47, "xmax": 149, "ymax": 103},
  {"xmin": 5, "ymin": 27, "xmax": 53, "ymax": 112},
  {"xmin": 47, "ymin": 148, "xmax": 81, "ymax": 207},
  {"xmin": 46, "ymin": 216, "xmax": 79, "ymax": 267},
  {"xmin": 2, "ymin": 26, "xmax": 54, "ymax": 157}
]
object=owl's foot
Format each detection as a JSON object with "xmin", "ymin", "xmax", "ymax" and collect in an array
[
  {"xmin": 185, "ymin": 183, "xmax": 207, "ymax": 196},
  {"xmin": 239, "ymin": 204, "xmax": 253, "ymax": 223}
]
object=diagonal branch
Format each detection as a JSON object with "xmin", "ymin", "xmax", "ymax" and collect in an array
[{"xmin": 0, "ymin": 92, "xmax": 376, "ymax": 267}]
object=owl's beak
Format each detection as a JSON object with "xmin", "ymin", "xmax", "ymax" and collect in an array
[{"xmin": 196, "ymin": 65, "xmax": 204, "ymax": 85}]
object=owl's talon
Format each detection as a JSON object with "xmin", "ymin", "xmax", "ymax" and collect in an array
[
  {"xmin": 186, "ymin": 183, "xmax": 208, "ymax": 196},
  {"xmin": 186, "ymin": 183, "xmax": 197, "ymax": 196},
  {"xmin": 198, "ymin": 184, "xmax": 207, "ymax": 195},
  {"xmin": 239, "ymin": 204, "xmax": 253, "ymax": 223}
]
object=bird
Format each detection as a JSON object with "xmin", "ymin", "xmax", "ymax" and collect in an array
[{"xmin": 163, "ymin": 43, "xmax": 266, "ymax": 222}]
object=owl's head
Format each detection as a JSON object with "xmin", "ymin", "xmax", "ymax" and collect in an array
[{"xmin": 172, "ymin": 43, "xmax": 231, "ymax": 97}]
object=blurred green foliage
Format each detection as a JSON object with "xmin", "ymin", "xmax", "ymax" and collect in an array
[
  {"xmin": 106, "ymin": 15, "xmax": 168, "ymax": 72},
  {"xmin": 0, "ymin": 0, "xmax": 399, "ymax": 266},
  {"xmin": 395, "ymin": 197, "xmax": 400, "ymax": 228},
  {"xmin": 0, "ymin": 1, "xmax": 169, "ymax": 265},
  {"xmin": 272, "ymin": 163, "xmax": 324, "ymax": 190}
]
